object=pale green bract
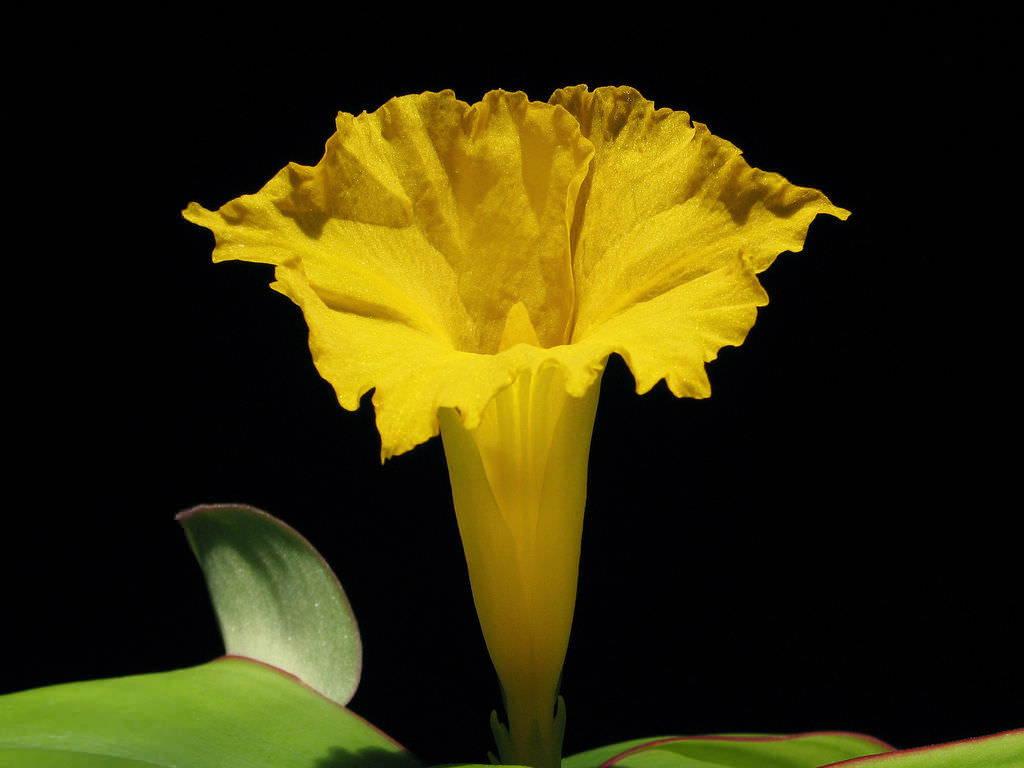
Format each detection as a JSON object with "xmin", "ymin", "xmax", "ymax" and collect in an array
[{"xmin": 178, "ymin": 503, "xmax": 362, "ymax": 705}]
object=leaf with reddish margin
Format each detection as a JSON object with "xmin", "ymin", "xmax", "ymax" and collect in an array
[
  {"xmin": 561, "ymin": 732, "xmax": 893, "ymax": 768},
  {"xmin": 821, "ymin": 728, "xmax": 1023, "ymax": 767},
  {"xmin": 0, "ymin": 656, "xmax": 420, "ymax": 768},
  {"xmin": 178, "ymin": 503, "xmax": 362, "ymax": 705}
]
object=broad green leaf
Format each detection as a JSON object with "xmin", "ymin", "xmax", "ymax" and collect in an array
[
  {"xmin": 563, "ymin": 737, "xmax": 681, "ymax": 768},
  {"xmin": 563, "ymin": 733, "xmax": 891, "ymax": 768},
  {"xmin": 823, "ymin": 728, "xmax": 1023, "ymax": 767},
  {"xmin": 0, "ymin": 750, "xmax": 150, "ymax": 767},
  {"xmin": 0, "ymin": 656, "xmax": 420, "ymax": 768},
  {"xmin": 178, "ymin": 503, "xmax": 361, "ymax": 705}
]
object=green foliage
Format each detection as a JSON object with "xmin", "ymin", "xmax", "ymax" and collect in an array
[
  {"xmin": 822, "ymin": 729, "xmax": 1024, "ymax": 767},
  {"xmin": 560, "ymin": 733, "xmax": 889, "ymax": 768},
  {"xmin": 0, "ymin": 657, "xmax": 420, "ymax": 768},
  {"xmin": 1, "ymin": 504, "xmax": 1019, "ymax": 767}
]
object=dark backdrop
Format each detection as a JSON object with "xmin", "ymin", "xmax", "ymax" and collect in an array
[{"xmin": 6, "ymin": 12, "xmax": 1018, "ymax": 766}]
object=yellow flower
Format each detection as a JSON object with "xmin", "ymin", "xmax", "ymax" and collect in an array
[{"xmin": 184, "ymin": 85, "xmax": 848, "ymax": 768}]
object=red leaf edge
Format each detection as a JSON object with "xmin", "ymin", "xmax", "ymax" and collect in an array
[
  {"xmin": 820, "ymin": 727, "xmax": 1024, "ymax": 766},
  {"xmin": 599, "ymin": 732, "xmax": 896, "ymax": 768}
]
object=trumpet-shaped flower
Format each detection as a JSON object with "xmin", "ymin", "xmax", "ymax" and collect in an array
[{"xmin": 184, "ymin": 85, "xmax": 848, "ymax": 768}]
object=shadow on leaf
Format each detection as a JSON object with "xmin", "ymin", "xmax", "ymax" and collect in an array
[{"xmin": 313, "ymin": 746, "xmax": 424, "ymax": 768}]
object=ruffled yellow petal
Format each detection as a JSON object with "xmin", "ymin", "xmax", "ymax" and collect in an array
[
  {"xmin": 184, "ymin": 90, "xmax": 594, "ymax": 458},
  {"xmin": 550, "ymin": 85, "xmax": 851, "ymax": 398},
  {"xmin": 185, "ymin": 86, "xmax": 848, "ymax": 458}
]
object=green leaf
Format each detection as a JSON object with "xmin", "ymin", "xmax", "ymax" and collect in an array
[
  {"xmin": 0, "ymin": 750, "xmax": 150, "ymax": 767},
  {"xmin": 562, "ymin": 737, "xmax": 682, "ymax": 768},
  {"xmin": 822, "ymin": 728, "xmax": 1024, "ymax": 767},
  {"xmin": 0, "ymin": 656, "xmax": 421, "ymax": 768},
  {"xmin": 562, "ymin": 733, "xmax": 892, "ymax": 768},
  {"xmin": 178, "ymin": 503, "xmax": 362, "ymax": 705}
]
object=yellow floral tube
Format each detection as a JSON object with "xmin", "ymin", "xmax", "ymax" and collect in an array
[
  {"xmin": 184, "ymin": 85, "xmax": 849, "ymax": 768},
  {"xmin": 440, "ymin": 354, "xmax": 601, "ymax": 768}
]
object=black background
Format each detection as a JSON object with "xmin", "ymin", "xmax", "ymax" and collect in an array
[{"xmin": 5, "ymin": 10, "xmax": 1019, "ymax": 766}]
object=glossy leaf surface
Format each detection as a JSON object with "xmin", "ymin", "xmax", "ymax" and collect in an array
[
  {"xmin": 178, "ymin": 503, "xmax": 362, "ymax": 705},
  {"xmin": 0, "ymin": 657, "xmax": 419, "ymax": 768}
]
